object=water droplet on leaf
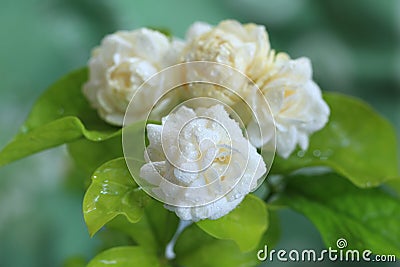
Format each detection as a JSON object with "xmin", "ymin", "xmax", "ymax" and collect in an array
[
  {"xmin": 297, "ymin": 150, "xmax": 305, "ymax": 157},
  {"xmin": 313, "ymin": 150, "xmax": 321, "ymax": 157}
]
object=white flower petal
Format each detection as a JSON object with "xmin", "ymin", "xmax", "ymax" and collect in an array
[
  {"xmin": 165, "ymin": 195, "xmax": 245, "ymax": 222},
  {"xmin": 182, "ymin": 20, "xmax": 270, "ymax": 74},
  {"xmin": 248, "ymin": 50, "xmax": 330, "ymax": 158},
  {"xmin": 139, "ymin": 104, "xmax": 267, "ymax": 221},
  {"xmin": 186, "ymin": 21, "xmax": 212, "ymax": 40},
  {"xmin": 83, "ymin": 28, "xmax": 184, "ymax": 125}
]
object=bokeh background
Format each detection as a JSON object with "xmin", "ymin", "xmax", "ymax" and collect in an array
[{"xmin": 0, "ymin": 0, "xmax": 399, "ymax": 266}]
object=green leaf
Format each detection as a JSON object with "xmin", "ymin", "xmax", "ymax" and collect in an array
[
  {"xmin": 279, "ymin": 172, "xmax": 400, "ymax": 257},
  {"xmin": 67, "ymin": 136, "xmax": 123, "ymax": 177},
  {"xmin": 83, "ymin": 158, "xmax": 150, "ymax": 236},
  {"xmin": 196, "ymin": 194, "xmax": 268, "ymax": 252},
  {"xmin": 94, "ymin": 224, "xmax": 136, "ymax": 250},
  {"xmin": 0, "ymin": 68, "xmax": 121, "ymax": 166},
  {"xmin": 0, "ymin": 116, "xmax": 121, "ymax": 167},
  {"xmin": 63, "ymin": 256, "xmax": 86, "ymax": 267},
  {"xmin": 147, "ymin": 26, "xmax": 172, "ymax": 38},
  {"xmin": 22, "ymin": 68, "xmax": 111, "ymax": 132},
  {"xmin": 261, "ymin": 209, "xmax": 281, "ymax": 249},
  {"xmin": 174, "ymin": 224, "xmax": 260, "ymax": 267},
  {"xmin": 67, "ymin": 118, "xmax": 147, "ymax": 177},
  {"xmin": 87, "ymin": 246, "xmax": 159, "ymax": 267},
  {"xmin": 270, "ymin": 93, "xmax": 400, "ymax": 188},
  {"xmin": 107, "ymin": 200, "xmax": 179, "ymax": 254},
  {"xmin": 387, "ymin": 179, "xmax": 400, "ymax": 196}
]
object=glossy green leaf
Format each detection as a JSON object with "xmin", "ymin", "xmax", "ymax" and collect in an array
[
  {"xmin": 83, "ymin": 158, "xmax": 150, "ymax": 236},
  {"xmin": 0, "ymin": 68, "xmax": 121, "ymax": 166},
  {"xmin": 196, "ymin": 194, "xmax": 268, "ymax": 252},
  {"xmin": 0, "ymin": 116, "xmax": 121, "ymax": 167},
  {"xmin": 174, "ymin": 224, "xmax": 260, "ymax": 267},
  {"xmin": 279, "ymin": 172, "xmax": 400, "ymax": 257},
  {"xmin": 175, "ymin": 202, "xmax": 280, "ymax": 267},
  {"xmin": 270, "ymin": 93, "xmax": 400, "ymax": 188},
  {"xmin": 87, "ymin": 246, "xmax": 159, "ymax": 267}
]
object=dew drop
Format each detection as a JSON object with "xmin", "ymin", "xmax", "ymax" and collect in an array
[
  {"xmin": 341, "ymin": 139, "xmax": 350, "ymax": 147},
  {"xmin": 20, "ymin": 125, "xmax": 28, "ymax": 134},
  {"xmin": 313, "ymin": 150, "xmax": 321, "ymax": 157},
  {"xmin": 297, "ymin": 150, "xmax": 305, "ymax": 158}
]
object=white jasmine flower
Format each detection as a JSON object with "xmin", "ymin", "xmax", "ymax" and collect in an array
[
  {"xmin": 139, "ymin": 104, "xmax": 266, "ymax": 221},
  {"xmin": 252, "ymin": 52, "xmax": 330, "ymax": 158},
  {"xmin": 180, "ymin": 20, "xmax": 270, "ymax": 106},
  {"xmin": 182, "ymin": 20, "xmax": 329, "ymax": 158},
  {"xmin": 83, "ymin": 28, "xmax": 184, "ymax": 125},
  {"xmin": 183, "ymin": 20, "xmax": 270, "ymax": 77}
]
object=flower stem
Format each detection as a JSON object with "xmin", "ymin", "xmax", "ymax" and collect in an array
[{"xmin": 165, "ymin": 220, "xmax": 192, "ymax": 260}]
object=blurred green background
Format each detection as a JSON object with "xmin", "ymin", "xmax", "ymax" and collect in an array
[{"xmin": 0, "ymin": 0, "xmax": 398, "ymax": 266}]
